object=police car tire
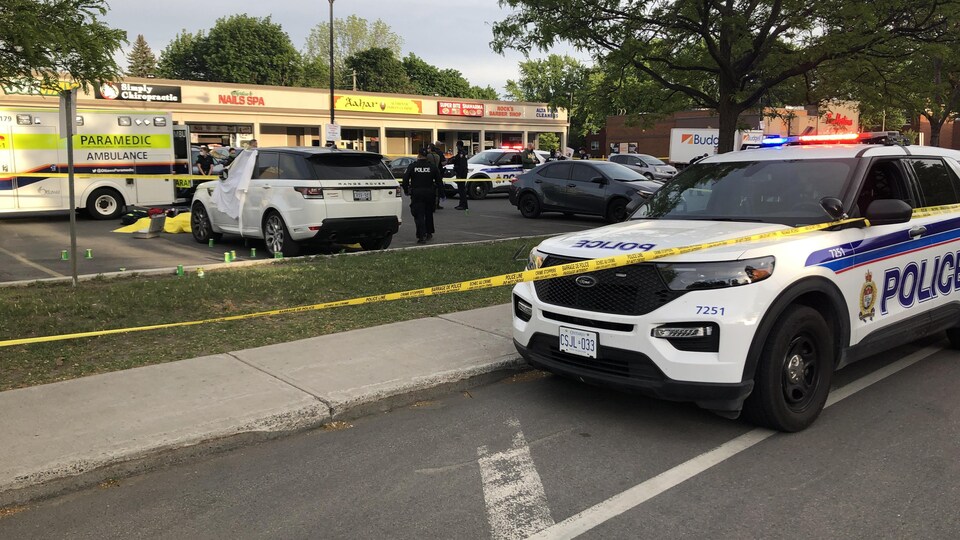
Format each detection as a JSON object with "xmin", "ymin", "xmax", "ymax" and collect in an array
[
  {"xmin": 519, "ymin": 193, "xmax": 541, "ymax": 218},
  {"xmin": 469, "ymin": 181, "xmax": 491, "ymax": 200},
  {"xmin": 946, "ymin": 327, "xmax": 960, "ymax": 349},
  {"xmin": 86, "ymin": 187, "xmax": 124, "ymax": 220},
  {"xmin": 742, "ymin": 305, "xmax": 833, "ymax": 432}
]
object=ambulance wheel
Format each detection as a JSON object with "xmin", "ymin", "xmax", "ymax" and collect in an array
[
  {"xmin": 469, "ymin": 181, "xmax": 491, "ymax": 200},
  {"xmin": 519, "ymin": 193, "xmax": 541, "ymax": 218},
  {"xmin": 263, "ymin": 211, "xmax": 300, "ymax": 257},
  {"xmin": 360, "ymin": 233, "xmax": 393, "ymax": 251},
  {"xmin": 605, "ymin": 198, "xmax": 629, "ymax": 223},
  {"xmin": 742, "ymin": 305, "xmax": 834, "ymax": 432},
  {"xmin": 946, "ymin": 327, "xmax": 960, "ymax": 349},
  {"xmin": 86, "ymin": 188, "xmax": 124, "ymax": 220},
  {"xmin": 190, "ymin": 202, "xmax": 221, "ymax": 243}
]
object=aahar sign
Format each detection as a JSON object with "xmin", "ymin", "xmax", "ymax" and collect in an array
[{"xmin": 336, "ymin": 96, "xmax": 422, "ymax": 115}]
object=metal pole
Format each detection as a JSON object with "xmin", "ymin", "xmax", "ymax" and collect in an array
[
  {"xmin": 329, "ymin": 0, "xmax": 335, "ymax": 125},
  {"xmin": 64, "ymin": 90, "xmax": 78, "ymax": 287}
]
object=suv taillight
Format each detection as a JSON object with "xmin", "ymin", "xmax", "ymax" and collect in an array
[{"xmin": 294, "ymin": 187, "xmax": 324, "ymax": 199}]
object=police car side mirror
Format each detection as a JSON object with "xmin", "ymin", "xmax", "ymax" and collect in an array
[
  {"xmin": 591, "ymin": 176, "xmax": 607, "ymax": 185},
  {"xmin": 819, "ymin": 197, "xmax": 846, "ymax": 221},
  {"xmin": 864, "ymin": 199, "xmax": 912, "ymax": 226}
]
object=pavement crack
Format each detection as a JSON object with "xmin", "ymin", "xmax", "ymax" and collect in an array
[
  {"xmin": 225, "ymin": 352, "xmax": 334, "ymax": 416},
  {"xmin": 437, "ymin": 313, "xmax": 511, "ymax": 339}
]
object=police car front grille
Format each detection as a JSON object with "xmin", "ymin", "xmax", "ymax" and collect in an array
[{"xmin": 535, "ymin": 255, "xmax": 683, "ymax": 316}]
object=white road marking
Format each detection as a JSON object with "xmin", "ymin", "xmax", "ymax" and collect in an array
[
  {"xmin": 0, "ymin": 245, "xmax": 64, "ymax": 278},
  {"xmin": 479, "ymin": 419, "xmax": 555, "ymax": 539},
  {"xmin": 527, "ymin": 344, "xmax": 945, "ymax": 540}
]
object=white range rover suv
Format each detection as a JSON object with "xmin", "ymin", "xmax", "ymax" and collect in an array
[
  {"xmin": 513, "ymin": 133, "xmax": 960, "ymax": 431},
  {"xmin": 190, "ymin": 147, "xmax": 402, "ymax": 256}
]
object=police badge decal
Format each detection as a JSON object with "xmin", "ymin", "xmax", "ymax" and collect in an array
[{"xmin": 859, "ymin": 270, "xmax": 877, "ymax": 322}]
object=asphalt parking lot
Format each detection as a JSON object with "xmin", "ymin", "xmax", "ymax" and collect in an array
[{"xmin": 0, "ymin": 195, "xmax": 601, "ymax": 284}]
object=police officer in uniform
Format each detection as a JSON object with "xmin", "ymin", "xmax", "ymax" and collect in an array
[
  {"xmin": 402, "ymin": 148, "xmax": 443, "ymax": 244},
  {"xmin": 452, "ymin": 140, "xmax": 470, "ymax": 210},
  {"xmin": 427, "ymin": 143, "xmax": 445, "ymax": 210}
]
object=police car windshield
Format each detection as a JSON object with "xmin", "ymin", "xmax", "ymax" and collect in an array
[
  {"xmin": 468, "ymin": 150, "xmax": 506, "ymax": 165},
  {"xmin": 632, "ymin": 159, "xmax": 857, "ymax": 225}
]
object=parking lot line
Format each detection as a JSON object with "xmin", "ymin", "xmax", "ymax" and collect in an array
[
  {"xmin": 0, "ymin": 246, "xmax": 64, "ymax": 278},
  {"xmin": 527, "ymin": 344, "xmax": 945, "ymax": 540}
]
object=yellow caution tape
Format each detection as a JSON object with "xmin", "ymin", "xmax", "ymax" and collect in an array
[
  {"xmin": 0, "ymin": 216, "xmax": 866, "ymax": 348},
  {"xmin": 5, "ymin": 172, "xmax": 214, "ymax": 180}
]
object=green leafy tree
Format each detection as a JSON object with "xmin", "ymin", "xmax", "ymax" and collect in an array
[
  {"xmin": 126, "ymin": 34, "xmax": 157, "ymax": 77},
  {"xmin": 345, "ymin": 48, "xmax": 415, "ymax": 94},
  {"xmin": 537, "ymin": 132, "xmax": 560, "ymax": 151},
  {"xmin": 303, "ymin": 15, "xmax": 402, "ymax": 88},
  {"xmin": 0, "ymin": 0, "xmax": 125, "ymax": 90},
  {"xmin": 493, "ymin": 0, "xmax": 949, "ymax": 153},
  {"xmin": 204, "ymin": 15, "xmax": 302, "ymax": 86},
  {"xmin": 156, "ymin": 30, "xmax": 206, "ymax": 81},
  {"xmin": 466, "ymin": 85, "xmax": 499, "ymax": 100}
]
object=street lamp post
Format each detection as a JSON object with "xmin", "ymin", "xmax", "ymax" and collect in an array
[{"xmin": 328, "ymin": 0, "xmax": 335, "ymax": 125}]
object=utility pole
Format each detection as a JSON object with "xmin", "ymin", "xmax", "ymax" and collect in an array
[
  {"xmin": 328, "ymin": 0, "xmax": 335, "ymax": 125},
  {"xmin": 352, "ymin": 70, "xmax": 357, "ymax": 91}
]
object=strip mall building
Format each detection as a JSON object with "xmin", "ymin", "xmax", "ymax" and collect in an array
[{"xmin": 0, "ymin": 77, "xmax": 569, "ymax": 156}]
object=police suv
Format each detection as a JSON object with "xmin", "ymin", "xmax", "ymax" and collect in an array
[
  {"xmin": 443, "ymin": 148, "xmax": 548, "ymax": 199},
  {"xmin": 513, "ymin": 132, "xmax": 960, "ymax": 431}
]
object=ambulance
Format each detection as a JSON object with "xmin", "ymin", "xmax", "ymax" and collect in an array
[
  {"xmin": 513, "ymin": 132, "xmax": 960, "ymax": 431},
  {"xmin": 0, "ymin": 108, "xmax": 191, "ymax": 219}
]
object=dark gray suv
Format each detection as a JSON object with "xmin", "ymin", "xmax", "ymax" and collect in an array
[{"xmin": 508, "ymin": 161, "xmax": 663, "ymax": 222}]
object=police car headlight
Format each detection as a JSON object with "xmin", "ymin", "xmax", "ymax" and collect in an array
[
  {"xmin": 656, "ymin": 256, "xmax": 775, "ymax": 291},
  {"xmin": 526, "ymin": 248, "xmax": 545, "ymax": 271}
]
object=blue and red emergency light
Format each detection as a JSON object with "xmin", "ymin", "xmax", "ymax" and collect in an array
[{"xmin": 760, "ymin": 132, "xmax": 904, "ymax": 147}]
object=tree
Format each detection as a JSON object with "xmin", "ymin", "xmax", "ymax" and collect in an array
[
  {"xmin": 303, "ymin": 15, "xmax": 402, "ymax": 88},
  {"xmin": 345, "ymin": 48, "xmax": 415, "ymax": 94},
  {"xmin": 465, "ymin": 86, "xmax": 499, "ymax": 100},
  {"xmin": 126, "ymin": 34, "xmax": 157, "ymax": 78},
  {"xmin": 538, "ymin": 132, "xmax": 560, "ymax": 151},
  {"xmin": 493, "ymin": 0, "xmax": 948, "ymax": 153},
  {"xmin": 0, "ymin": 0, "xmax": 125, "ymax": 90},
  {"xmin": 156, "ymin": 30, "xmax": 206, "ymax": 81},
  {"xmin": 204, "ymin": 15, "xmax": 302, "ymax": 86}
]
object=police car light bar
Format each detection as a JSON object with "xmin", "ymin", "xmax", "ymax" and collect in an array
[{"xmin": 760, "ymin": 131, "xmax": 904, "ymax": 147}]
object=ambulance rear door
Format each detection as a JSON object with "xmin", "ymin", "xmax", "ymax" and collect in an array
[{"xmin": 0, "ymin": 127, "xmax": 14, "ymax": 210}]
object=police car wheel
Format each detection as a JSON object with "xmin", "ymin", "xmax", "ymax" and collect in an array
[
  {"xmin": 743, "ymin": 305, "xmax": 833, "ymax": 432},
  {"xmin": 469, "ymin": 181, "xmax": 491, "ymax": 200},
  {"xmin": 86, "ymin": 187, "xmax": 124, "ymax": 220},
  {"xmin": 946, "ymin": 327, "xmax": 960, "ymax": 349},
  {"xmin": 262, "ymin": 211, "xmax": 300, "ymax": 257},
  {"xmin": 190, "ymin": 202, "xmax": 221, "ymax": 243},
  {"xmin": 519, "ymin": 193, "xmax": 541, "ymax": 218}
]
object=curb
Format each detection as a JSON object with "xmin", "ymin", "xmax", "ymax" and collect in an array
[
  {"xmin": 0, "ymin": 357, "xmax": 526, "ymax": 508},
  {"xmin": 0, "ymin": 235, "xmax": 545, "ymax": 288}
]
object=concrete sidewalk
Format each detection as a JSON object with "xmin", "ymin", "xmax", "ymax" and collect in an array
[{"xmin": 0, "ymin": 303, "xmax": 523, "ymax": 507}]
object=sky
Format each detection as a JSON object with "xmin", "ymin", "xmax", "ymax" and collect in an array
[{"xmin": 101, "ymin": 0, "xmax": 590, "ymax": 95}]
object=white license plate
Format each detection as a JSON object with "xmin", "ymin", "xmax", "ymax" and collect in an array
[
  {"xmin": 558, "ymin": 327, "xmax": 598, "ymax": 358},
  {"xmin": 353, "ymin": 189, "xmax": 372, "ymax": 201}
]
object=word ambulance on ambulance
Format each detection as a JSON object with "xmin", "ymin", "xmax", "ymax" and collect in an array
[
  {"xmin": 0, "ymin": 108, "xmax": 191, "ymax": 219},
  {"xmin": 513, "ymin": 131, "xmax": 960, "ymax": 431}
]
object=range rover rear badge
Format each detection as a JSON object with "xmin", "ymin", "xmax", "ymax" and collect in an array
[{"xmin": 575, "ymin": 275, "xmax": 598, "ymax": 288}]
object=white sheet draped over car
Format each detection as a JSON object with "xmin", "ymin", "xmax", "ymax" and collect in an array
[{"xmin": 211, "ymin": 149, "xmax": 257, "ymax": 220}]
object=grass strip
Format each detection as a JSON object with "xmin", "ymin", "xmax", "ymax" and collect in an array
[{"xmin": 0, "ymin": 238, "xmax": 543, "ymax": 391}]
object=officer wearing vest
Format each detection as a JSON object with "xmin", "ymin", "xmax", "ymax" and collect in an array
[
  {"xmin": 402, "ymin": 148, "xmax": 443, "ymax": 244},
  {"xmin": 427, "ymin": 143, "xmax": 445, "ymax": 210}
]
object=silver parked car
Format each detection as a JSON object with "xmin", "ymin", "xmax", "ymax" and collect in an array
[{"xmin": 609, "ymin": 153, "xmax": 678, "ymax": 181}]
